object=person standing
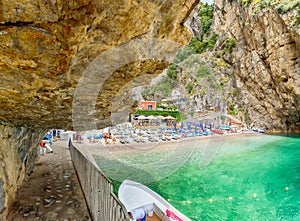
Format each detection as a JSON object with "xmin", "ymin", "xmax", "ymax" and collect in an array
[
  {"xmin": 52, "ymin": 129, "xmax": 57, "ymax": 141},
  {"xmin": 76, "ymin": 131, "xmax": 82, "ymax": 143}
]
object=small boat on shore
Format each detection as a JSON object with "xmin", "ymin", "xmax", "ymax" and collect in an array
[{"xmin": 118, "ymin": 180, "xmax": 191, "ymax": 221}]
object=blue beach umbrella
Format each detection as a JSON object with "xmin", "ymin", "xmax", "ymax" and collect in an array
[{"xmin": 187, "ymin": 122, "xmax": 192, "ymax": 130}]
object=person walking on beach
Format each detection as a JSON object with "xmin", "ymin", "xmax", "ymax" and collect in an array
[{"xmin": 128, "ymin": 207, "xmax": 146, "ymax": 221}]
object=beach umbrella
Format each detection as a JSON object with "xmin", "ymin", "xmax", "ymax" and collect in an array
[
  {"xmin": 164, "ymin": 116, "xmax": 175, "ymax": 120},
  {"xmin": 187, "ymin": 122, "xmax": 192, "ymax": 130}
]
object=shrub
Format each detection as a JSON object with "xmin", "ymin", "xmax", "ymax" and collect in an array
[
  {"xmin": 167, "ymin": 64, "xmax": 178, "ymax": 80},
  {"xmin": 188, "ymin": 34, "xmax": 219, "ymax": 55},
  {"xmin": 276, "ymin": 1, "xmax": 300, "ymax": 14},
  {"xmin": 198, "ymin": 3, "xmax": 214, "ymax": 34},
  {"xmin": 186, "ymin": 82, "xmax": 194, "ymax": 94},
  {"xmin": 225, "ymin": 38, "xmax": 237, "ymax": 52},
  {"xmin": 229, "ymin": 110, "xmax": 237, "ymax": 115},
  {"xmin": 259, "ymin": 0, "xmax": 271, "ymax": 9},
  {"xmin": 135, "ymin": 109, "xmax": 182, "ymax": 122},
  {"xmin": 216, "ymin": 59, "xmax": 228, "ymax": 67},
  {"xmin": 208, "ymin": 34, "xmax": 219, "ymax": 50},
  {"xmin": 197, "ymin": 63, "xmax": 211, "ymax": 78},
  {"xmin": 141, "ymin": 75, "xmax": 177, "ymax": 100}
]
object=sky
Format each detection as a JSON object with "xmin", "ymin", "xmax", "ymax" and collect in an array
[{"xmin": 201, "ymin": 0, "xmax": 214, "ymax": 4}]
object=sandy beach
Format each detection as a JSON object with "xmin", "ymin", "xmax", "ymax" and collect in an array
[{"xmin": 80, "ymin": 132, "xmax": 263, "ymax": 156}]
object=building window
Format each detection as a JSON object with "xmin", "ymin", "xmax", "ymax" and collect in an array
[{"xmin": 148, "ymin": 104, "xmax": 153, "ymax": 110}]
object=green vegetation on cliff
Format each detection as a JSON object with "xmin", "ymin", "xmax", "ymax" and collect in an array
[
  {"xmin": 142, "ymin": 2, "xmax": 224, "ymax": 103},
  {"xmin": 135, "ymin": 109, "xmax": 182, "ymax": 122},
  {"xmin": 198, "ymin": 3, "xmax": 214, "ymax": 34},
  {"xmin": 141, "ymin": 75, "xmax": 177, "ymax": 100},
  {"xmin": 173, "ymin": 3, "xmax": 218, "ymax": 64},
  {"xmin": 142, "ymin": 2, "xmax": 217, "ymax": 101},
  {"xmin": 240, "ymin": 0, "xmax": 300, "ymax": 14},
  {"xmin": 141, "ymin": 2, "xmax": 240, "ymax": 120}
]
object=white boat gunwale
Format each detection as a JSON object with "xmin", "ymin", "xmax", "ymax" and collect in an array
[{"xmin": 118, "ymin": 179, "xmax": 192, "ymax": 221}]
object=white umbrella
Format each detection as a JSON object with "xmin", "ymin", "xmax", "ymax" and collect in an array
[
  {"xmin": 147, "ymin": 115, "xmax": 156, "ymax": 120},
  {"xmin": 164, "ymin": 116, "xmax": 175, "ymax": 120}
]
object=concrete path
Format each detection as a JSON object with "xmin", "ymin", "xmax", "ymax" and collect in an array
[{"xmin": 7, "ymin": 140, "xmax": 91, "ymax": 221}]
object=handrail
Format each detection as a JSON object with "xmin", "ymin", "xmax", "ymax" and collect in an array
[{"xmin": 69, "ymin": 142, "xmax": 130, "ymax": 221}]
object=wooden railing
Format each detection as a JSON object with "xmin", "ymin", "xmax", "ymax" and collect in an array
[{"xmin": 69, "ymin": 142, "xmax": 129, "ymax": 221}]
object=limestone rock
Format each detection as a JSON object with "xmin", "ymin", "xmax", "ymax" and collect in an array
[
  {"xmin": 0, "ymin": 0, "xmax": 197, "ymax": 130},
  {"xmin": 0, "ymin": 1, "xmax": 198, "ymax": 219},
  {"xmin": 213, "ymin": 0, "xmax": 300, "ymax": 132},
  {"xmin": 0, "ymin": 124, "xmax": 45, "ymax": 218}
]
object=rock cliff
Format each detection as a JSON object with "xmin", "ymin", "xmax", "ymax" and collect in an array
[
  {"xmin": 0, "ymin": 0, "xmax": 197, "ymax": 130},
  {"xmin": 142, "ymin": 0, "xmax": 300, "ymax": 133},
  {"xmin": 213, "ymin": 0, "xmax": 300, "ymax": 132},
  {"xmin": 0, "ymin": 0, "xmax": 198, "ymax": 218}
]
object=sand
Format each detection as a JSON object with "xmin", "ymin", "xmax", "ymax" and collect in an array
[{"xmin": 81, "ymin": 132, "xmax": 262, "ymax": 156}]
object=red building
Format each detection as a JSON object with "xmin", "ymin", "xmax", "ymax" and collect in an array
[{"xmin": 139, "ymin": 101, "xmax": 156, "ymax": 110}]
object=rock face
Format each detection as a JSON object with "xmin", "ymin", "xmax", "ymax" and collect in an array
[
  {"xmin": 0, "ymin": 124, "xmax": 44, "ymax": 217},
  {"xmin": 0, "ymin": 0, "xmax": 198, "ymax": 219},
  {"xmin": 0, "ymin": 0, "xmax": 197, "ymax": 130},
  {"xmin": 140, "ymin": 1, "xmax": 300, "ymax": 132},
  {"xmin": 213, "ymin": 0, "xmax": 300, "ymax": 132}
]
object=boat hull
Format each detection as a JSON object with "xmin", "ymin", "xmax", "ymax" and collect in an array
[{"xmin": 118, "ymin": 180, "xmax": 191, "ymax": 221}]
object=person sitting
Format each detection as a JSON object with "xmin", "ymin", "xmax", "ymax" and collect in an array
[
  {"xmin": 112, "ymin": 136, "xmax": 116, "ymax": 144},
  {"xmin": 39, "ymin": 140, "xmax": 47, "ymax": 156},
  {"xmin": 128, "ymin": 207, "xmax": 146, "ymax": 221},
  {"xmin": 43, "ymin": 132, "xmax": 53, "ymax": 145},
  {"xmin": 40, "ymin": 140, "xmax": 53, "ymax": 154}
]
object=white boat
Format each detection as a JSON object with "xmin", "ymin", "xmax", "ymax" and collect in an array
[{"xmin": 118, "ymin": 180, "xmax": 192, "ymax": 221}]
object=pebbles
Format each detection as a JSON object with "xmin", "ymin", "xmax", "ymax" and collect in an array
[{"xmin": 44, "ymin": 198, "xmax": 55, "ymax": 207}]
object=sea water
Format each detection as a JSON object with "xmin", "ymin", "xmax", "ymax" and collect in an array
[{"xmin": 94, "ymin": 134, "xmax": 300, "ymax": 221}]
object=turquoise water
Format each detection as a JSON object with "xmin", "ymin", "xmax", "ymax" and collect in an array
[{"xmin": 95, "ymin": 135, "xmax": 300, "ymax": 221}]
